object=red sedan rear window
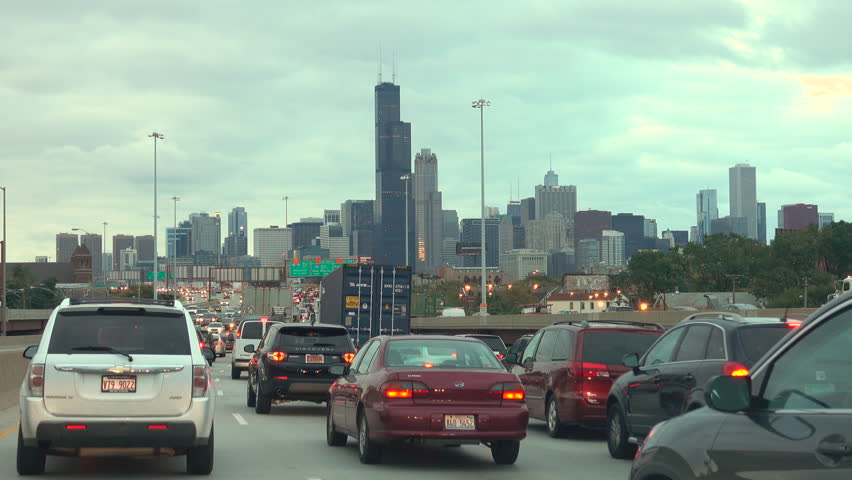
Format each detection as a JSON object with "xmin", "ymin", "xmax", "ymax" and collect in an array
[{"xmin": 385, "ymin": 340, "xmax": 502, "ymax": 369}]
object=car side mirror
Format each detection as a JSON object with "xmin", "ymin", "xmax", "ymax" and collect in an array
[
  {"xmin": 329, "ymin": 365, "xmax": 349, "ymax": 376},
  {"xmin": 505, "ymin": 352, "xmax": 519, "ymax": 365},
  {"xmin": 23, "ymin": 345, "xmax": 38, "ymax": 359},
  {"xmin": 202, "ymin": 347, "xmax": 215, "ymax": 363},
  {"xmin": 622, "ymin": 352, "xmax": 640, "ymax": 370},
  {"xmin": 705, "ymin": 375, "xmax": 751, "ymax": 413},
  {"xmin": 244, "ymin": 344, "xmax": 256, "ymax": 353},
  {"xmin": 521, "ymin": 358, "xmax": 534, "ymax": 368}
]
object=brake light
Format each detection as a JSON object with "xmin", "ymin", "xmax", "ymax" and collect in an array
[
  {"xmin": 199, "ymin": 341, "xmax": 204, "ymax": 349},
  {"xmin": 381, "ymin": 381, "xmax": 430, "ymax": 399},
  {"xmin": 236, "ymin": 331, "xmax": 241, "ymax": 338},
  {"xmin": 147, "ymin": 425, "xmax": 168, "ymax": 430},
  {"xmin": 343, "ymin": 352, "xmax": 356, "ymax": 363},
  {"xmin": 65, "ymin": 425, "xmax": 87, "ymax": 430},
  {"xmin": 269, "ymin": 351, "xmax": 287, "ymax": 362},
  {"xmin": 489, "ymin": 382, "xmax": 526, "ymax": 401},
  {"xmin": 28, "ymin": 364, "xmax": 45, "ymax": 397},
  {"xmin": 497, "ymin": 354, "xmax": 505, "ymax": 360},
  {"xmin": 570, "ymin": 362, "xmax": 611, "ymax": 378},
  {"xmin": 216, "ymin": 341, "xmax": 223, "ymax": 345},
  {"xmin": 192, "ymin": 365, "xmax": 211, "ymax": 397},
  {"xmin": 787, "ymin": 321, "xmax": 802, "ymax": 328},
  {"xmin": 723, "ymin": 362, "xmax": 749, "ymax": 377}
]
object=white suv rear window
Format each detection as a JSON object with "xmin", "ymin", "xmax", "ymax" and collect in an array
[{"xmin": 48, "ymin": 310, "xmax": 191, "ymax": 355}]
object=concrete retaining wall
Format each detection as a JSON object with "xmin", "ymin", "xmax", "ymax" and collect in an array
[{"xmin": 0, "ymin": 336, "xmax": 41, "ymax": 409}]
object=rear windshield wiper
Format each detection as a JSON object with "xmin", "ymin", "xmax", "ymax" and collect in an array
[
  {"xmin": 310, "ymin": 343, "xmax": 338, "ymax": 347},
  {"xmin": 70, "ymin": 346, "xmax": 134, "ymax": 362}
]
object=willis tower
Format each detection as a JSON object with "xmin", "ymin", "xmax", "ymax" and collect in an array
[{"xmin": 374, "ymin": 78, "xmax": 413, "ymax": 266}]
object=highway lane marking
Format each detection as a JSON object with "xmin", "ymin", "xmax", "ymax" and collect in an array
[
  {"xmin": 217, "ymin": 390, "xmax": 224, "ymax": 397},
  {"xmin": 0, "ymin": 423, "xmax": 19, "ymax": 440},
  {"xmin": 232, "ymin": 413, "xmax": 248, "ymax": 425}
]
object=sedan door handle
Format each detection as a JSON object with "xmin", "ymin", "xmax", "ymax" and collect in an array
[{"xmin": 817, "ymin": 442, "xmax": 852, "ymax": 457}]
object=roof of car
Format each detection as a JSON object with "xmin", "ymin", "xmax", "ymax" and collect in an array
[
  {"xmin": 549, "ymin": 319, "xmax": 665, "ymax": 331},
  {"xmin": 377, "ymin": 335, "xmax": 488, "ymax": 343},
  {"xmin": 678, "ymin": 312, "xmax": 788, "ymax": 327},
  {"xmin": 456, "ymin": 334, "xmax": 501, "ymax": 339}
]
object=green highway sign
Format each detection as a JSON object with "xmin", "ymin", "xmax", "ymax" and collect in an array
[
  {"xmin": 145, "ymin": 272, "xmax": 174, "ymax": 280},
  {"xmin": 288, "ymin": 259, "xmax": 356, "ymax": 277}
]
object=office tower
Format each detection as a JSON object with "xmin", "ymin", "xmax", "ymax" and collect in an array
[
  {"xmin": 289, "ymin": 222, "xmax": 322, "ymax": 250},
  {"xmin": 323, "ymin": 210, "xmax": 341, "ymax": 225},
  {"xmin": 485, "ymin": 206, "xmax": 501, "ymax": 219},
  {"xmin": 535, "ymin": 184, "xmax": 577, "ymax": 238},
  {"xmin": 191, "ymin": 213, "xmax": 220, "ymax": 255},
  {"xmin": 374, "ymin": 79, "xmax": 413, "ymax": 266},
  {"xmin": 498, "ymin": 217, "xmax": 514, "ymax": 255},
  {"xmin": 662, "ymin": 230, "xmax": 676, "ymax": 248},
  {"xmin": 55, "ymin": 233, "xmax": 79, "ymax": 263},
  {"xmin": 442, "ymin": 210, "xmax": 459, "ymax": 240},
  {"xmin": 224, "ymin": 207, "xmax": 249, "ymax": 257},
  {"xmin": 544, "ymin": 167, "xmax": 558, "ymax": 187},
  {"xmin": 574, "ymin": 210, "xmax": 612, "ymax": 256},
  {"xmin": 112, "ymin": 235, "xmax": 134, "ymax": 270},
  {"xmin": 612, "ymin": 213, "xmax": 645, "ymax": 259},
  {"xmin": 119, "ymin": 248, "xmax": 138, "ymax": 270},
  {"xmin": 300, "ymin": 217, "xmax": 324, "ymax": 224},
  {"xmin": 819, "ymin": 212, "xmax": 835, "ymax": 229},
  {"xmin": 103, "ymin": 253, "xmax": 112, "ymax": 273},
  {"xmin": 506, "ymin": 201, "xmax": 521, "ymax": 222},
  {"xmin": 601, "ymin": 230, "xmax": 626, "ymax": 267},
  {"xmin": 729, "ymin": 164, "xmax": 758, "ymax": 239},
  {"xmin": 577, "ymin": 239, "xmax": 601, "ymax": 271},
  {"xmin": 500, "ymin": 249, "xmax": 548, "ymax": 279},
  {"xmin": 414, "ymin": 148, "xmax": 444, "ymax": 272},
  {"xmin": 757, "ymin": 202, "xmax": 767, "ymax": 244},
  {"xmin": 696, "ymin": 189, "xmax": 719, "ymax": 243},
  {"xmin": 644, "ymin": 219, "xmax": 658, "ymax": 239},
  {"xmin": 711, "ymin": 216, "xmax": 749, "ymax": 236},
  {"xmin": 526, "ymin": 213, "xmax": 568, "ymax": 251},
  {"xmin": 460, "ymin": 218, "xmax": 500, "ymax": 268},
  {"xmin": 341, "ymin": 200, "xmax": 374, "ymax": 236},
  {"xmin": 662, "ymin": 230, "xmax": 689, "ymax": 248},
  {"xmin": 253, "ymin": 226, "xmax": 293, "ymax": 267},
  {"xmin": 520, "ymin": 198, "xmax": 536, "ymax": 226},
  {"xmin": 167, "ymin": 220, "xmax": 192, "ymax": 258},
  {"xmin": 442, "ymin": 238, "xmax": 461, "ymax": 267},
  {"xmin": 781, "ymin": 204, "xmax": 819, "ymax": 230},
  {"xmin": 79, "ymin": 234, "xmax": 103, "ymax": 279},
  {"xmin": 134, "ymin": 235, "xmax": 155, "ymax": 263},
  {"xmin": 690, "ymin": 226, "xmax": 699, "ymax": 243},
  {"xmin": 320, "ymin": 224, "xmax": 349, "ymax": 259}
]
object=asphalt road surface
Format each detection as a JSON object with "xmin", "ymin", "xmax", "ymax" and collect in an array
[{"xmin": 0, "ymin": 360, "xmax": 632, "ymax": 479}]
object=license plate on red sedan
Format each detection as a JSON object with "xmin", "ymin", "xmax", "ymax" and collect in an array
[
  {"xmin": 101, "ymin": 375, "xmax": 136, "ymax": 393},
  {"xmin": 444, "ymin": 415, "xmax": 476, "ymax": 430},
  {"xmin": 306, "ymin": 354, "xmax": 324, "ymax": 363}
]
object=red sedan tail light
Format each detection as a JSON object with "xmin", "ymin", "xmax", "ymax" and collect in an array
[
  {"xmin": 381, "ymin": 381, "xmax": 430, "ymax": 399},
  {"xmin": 343, "ymin": 352, "xmax": 356, "ymax": 363},
  {"xmin": 269, "ymin": 351, "xmax": 287, "ymax": 362},
  {"xmin": 723, "ymin": 361, "xmax": 749, "ymax": 377},
  {"xmin": 489, "ymin": 382, "xmax": 526, "ymax": 401},
  {"xmin": 569, "ymin": 362, "xmax": 611, "ymax": 378}
]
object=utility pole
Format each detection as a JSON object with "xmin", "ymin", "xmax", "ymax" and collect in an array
[
  {"xmin": 1, "ymin": 185, "xmax": 7, "ymax": 336},
  {"xmin": 802, "ymin": 276, "xmax": 809, "ymax": 308},
  {"xmin": 726, "ymin": 274, "xmax": 744, "ymax": 304}
]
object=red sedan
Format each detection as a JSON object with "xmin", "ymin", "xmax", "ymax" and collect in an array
[{"xmin": 326, "ymin": 335, "xmax": 528, "ymax": 465}]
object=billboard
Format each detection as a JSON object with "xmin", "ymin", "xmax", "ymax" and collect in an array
[{"xmin": 562, "ymin": 274, "xmax": 610, "ymax": 292}]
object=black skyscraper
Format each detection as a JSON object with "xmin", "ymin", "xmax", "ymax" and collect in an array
[
  {"xmin": 374, "ymin": 81, "xmax": 413, "ymax": 265},
  {"xmin": 612, "ymin": 213, "xmax": 646, "ymax": 259}
]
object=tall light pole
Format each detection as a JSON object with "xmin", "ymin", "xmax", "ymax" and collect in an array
[
  {"xmin": 400, "ymin": 175, "xmax": 411, "ymax": 267},
  {"xmin": 148, "ymin": 132, "xmax": 164, "ymax": 300},
  {"xmin": 1, "ymin": 185, "xmax": 6, "ymax": 336},
  {"xmin": 102, "ymin": 222, "xmax": 108, "ymax": 289},
  {"xmin": 471, "ymin": 99, "xmax": 491, "ymax": 315},
  {"xmin": 282, "ymin": 196, "xmax": 289, "ymax": 226},
  {"xmin": 171, "ymin": 197, "xmax": 180, "ymax": 296}
]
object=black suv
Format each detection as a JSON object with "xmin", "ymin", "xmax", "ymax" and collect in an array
[
  {"xmin": 606, "ymin": 312, "xmax": 799, "ymax": 459},
  {"xmin": 246, "ymin": 323, "xmax": 356, "ymax": 414}
]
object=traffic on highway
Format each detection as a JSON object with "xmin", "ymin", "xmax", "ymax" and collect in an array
[{"xmin": 2, "ymin": 288, "xmax": 850, "ymax": 479}]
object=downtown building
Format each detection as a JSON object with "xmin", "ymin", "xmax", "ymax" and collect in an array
[
  {"xmin": 341, "ymin": 200, "xmax": 374, "ymax": 257},
  {"xmin": 373, "ymin": 79, "xmax": 413, "ymax": 266},
  {"xmin": 612, "ymin": 213, "xmax": 645, "ymax": 259},
  {"xmin": 729, "ymin": 164, "xmax": 758, "ymax": 239},
  {"xmin": 112, "ymin": 235, "xmax": 134, "ymax": 270},
  {"xmin": 601, "ymin": 230, "xmax": 626, "ymax": 268},
  {"xmin": 500, "ymin": 249, "xmax": 548, "ymax": 280},
  {"xmin": 534, "ymin": 180, "xmax": 577, "ymax": 243},
  {"xmin": 79, "ymin": 233, "xmax": 103, "ymax": 280},
  {"xmin": 253, "ymin": 226, "xmax": 293, "ymax": 267},
  {"xmin": 696, "ymin": 189, "xmax": 719, "ymax": 244},
  {"xmin": 442, "ymin": 210, "xmax": 461, "ymax": 267},
  {"xmin": 413, "ymin": 148, "xmax": 443, "ymax": 272},
  {"xmin": 225, "ymin": 207, "xmax": 248, "ymax": 257},
  {"xmin": 574, "ymin": 210, "xmax": 612, "ymax": 270},
  {"xmin": 55, "ymin": 233, "xmax": 79, "ymax": 264},
  {"xmin": 460, "ymin": 218, "xmax": 499, "ymax": 268},
  {"xmin": 319, "ymin": 224, "xmax": 350, "ymax": 259},
  {"xmin": 190, "ymin": 213, "xmax": 220, "ymax": 256},
  {"xmin": 779, "ymin": 203, "xmax": 819, "ymax": 231},
  {"xmin": 167, "ymin": 221, "xmax": 192, "ymax": 259}
]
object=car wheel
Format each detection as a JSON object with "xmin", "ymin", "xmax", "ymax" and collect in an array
[
  {"xmin": 357, "ymin": 410, "xmax": 382, "ymax": 464},
  {"xmin": 490, "ymin": 440, "xmax": 520, "ymax": 465},
  {"xmin": 546, "ymin": 396, "xmax": 566, "ymax": 438},
  {"xmin": 255, "ymin": 380, "xmax": 272, "ymax": 414},
  {"xmin": 607, "ymin": 404, "xmax": 637, "ymax": 460},
  {"xmin": 16, "ymin": 426, "xmax": 46, "ymax": 475},
  {"xmin": 230, "ymin": 366, "xmax": 240, "ymax": 380},
  {"xmin": 186, "ymin": 424, "xmax": 214, "ymax": 475},
  {"xmin": 246, "ymin": 376, "xmax": 257, "ymax": 408},
  {"xmin": 326, "ymin": 404, "xmax": 347, "ymax": 447}
]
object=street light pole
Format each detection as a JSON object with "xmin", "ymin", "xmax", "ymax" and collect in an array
[
  {"xmin": 149, "ymin": 132, "xmax": 164, "ymax": 300},
  {"xmin": 400, "ymin": 175, "xmax": 411, "ymax": 267},
  {"xmin": 472, "ymin": 99, "xmax": 491, "ymax": 315},
  {"xmin": 1, "ymin": 185, "xmax": 6, "ymax": 336},
  {"xmin": 171, "ymin": 197, "xmax": 180, "ymax": 297}
]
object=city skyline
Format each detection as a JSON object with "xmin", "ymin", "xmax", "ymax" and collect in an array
[{"xmin": 3, "ymin": 2, "xmax": 852, "ymax": 261}]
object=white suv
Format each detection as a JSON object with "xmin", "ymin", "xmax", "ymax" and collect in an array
[
  {"xmin": 17, "ymin": 298, "xmax": 217, "ymax": 475},
  {"xmin": 230, "ymin": 318, "xmax": 281, "ymax": 379}
]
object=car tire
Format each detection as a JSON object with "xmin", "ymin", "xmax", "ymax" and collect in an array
[
  {"xmin": 490, "ymin": 440, "xmax": 520, "ymax": 465},
  {"xmin": 16, "ymin": 426, "xmax": 46, "ymax": 475},
  {"xmin": 186, "ymin": 424, "xmax": 214, "ymax": 475},
  {"xmin": 357, "ymin": 410, "xmax": 382, "ymax": 464},
  {"xmin": 255, "ymin": 381, "xmax": 272, "ymax": 414},
  {"xmin": 546, "ymin": 396, "xmax": 567, "ymax": 438},
  {"xmin": 246, "ymin": 377, "xmax": 257, "ymax": 408},
  {"xmin": 326, "ymin": 405, "xmax": 347, "ymax": 447},
  {"xmin": 607, "ymin": 404, "xmax": 637, "ymax": 460},
  {"xmin": 230, "ymin": 366, "xmax": 240, "ymax": 380}
]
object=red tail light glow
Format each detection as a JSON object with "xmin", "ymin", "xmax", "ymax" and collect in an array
[
  {"xmin": 147, "ymin": 425, "xmax": 168, "ymax": 430},
  {"xmin": 570, "ymin": 362, "xmax": 611, "ymax": 378},
  {"xmin": 787, "ymin": 321, "xmax": 802, "ymax": 328},
  {"xmin": 497, "ymin": 354, "xmax": 506, "ymax": 360},
  {"xmin": 198, "ymin": 341, "xmax": 205, "ymax": 349},
  {"xmin": 65, "ymin": 425, "xmax": 87, "ymax": 430},
  {"xmin": 269, "ymin": 351, "xmax": 287, "ymax": 362},
  {"xmin": 423, "ymin": 362, "xmax": 434, "ymax": 368},
  {"xmin": 381, "ymin": 381, "xmax": 429, "ymax": 399},
  {"xmin": 723, "ymin": 362, "xmax": 750, "ymax": 377},
  {"xmin": 489, "ymin": 382, "xmax": 526, "ymax": 401},
  {"xmin": 343, "ymin": 352, "xmax": 356, "ymax": 363}
]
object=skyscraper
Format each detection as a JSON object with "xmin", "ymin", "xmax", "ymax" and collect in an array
[
  {"xmin": 644, "ymin": 219, "xmax": 658, "ymax": 239},
  {"xmin": 574, "ymin": 210, "xmax": 612, "ymax": 257},
  {"xmin": 414, "ymin": 148, "xmax": 443, "ymax": 272},
  {"xmin": 79, "ymin": 234, "xmax": 103, "ymax": 279},
  {"xmin": 134, "ymin": 235, "xmax": 155, "ymax": 263},
  {"xmin": 819, "ymin": 212, "xmax": 835, "ymax": 229},
  {"xmin": 729, "ymin": 164, "xmax": 758, "ymax": 239},
  {"xmin": 757, "ymin": 202, "xmax": 767, "ymax": 244},
  {"xmin": 226, "ymin": 207, "xmax": 248, "ymax": 257},
  {"xmin": 696, "ymin": 189, "xmax": 719, "ymax": 243},
  {"xmin": 289, "ymin": 222, "xmax": 322, "ymax": 250},
  {"xmin": 112, "ymin": 235, "xmax": 134, "ymax": 270},
  {"xmin": 374, "ymin": 80, "xmax": 413, "ymax": 266},
  {"xmin": 612, "ymin": 213, "xmax": 645, "ymax": 259},
  {"xmin": 442, "ymin": 210, "xmax": 459, "ymax": 240},
  {"xmin": 319, "ymin": 224, "xmax": 349, "ymax": 259},
  {"xmin": 323, "ymin": 210, "xmax": 341, "ymax": 225},
  {"xmin": 535, "ymin": 184, "xmax": 577, "ymax": 238},
  {"xmin": 253, "ymin": 227, "xmax": 293, "ymax": 267},
  {"xmin": 543, "ymin": 168, "xmax": 558, "ymax": 187},
  {"xmin": 191, "ymin": 213, "xmax": 220, "ymax": 255},
  {"xmin": 711, "ymin": 216, "xmax": 749, "ymax": 236},
  {"xmin": 55, "ymin": 233, "xmax": 79, "ymax": 263},
  {"xmin": 525, "ymin": 213, "xmax": 568, "ymax": 252},
  {"xmin": 460, "ymin": 219, "xmax": 499, "ymax": 268},
  {"xmin": 601, "ymin": 230, "xmax": 626, "ymax": 267},
  {"xmin": 781, "ymin": 204, "xmax": 819, "ymax": 230},
  {"xmin": 167, "ymin": 220, "xmax": 192, "ymax": 258},
  {"xmin": 506, "ymin": 201, "xmax": 521, "ymax": 222}
]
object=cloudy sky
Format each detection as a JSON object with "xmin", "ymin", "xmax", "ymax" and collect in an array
[{"xmin": 2, "ymin": 0, "xmax": 851, "ymax": 261}]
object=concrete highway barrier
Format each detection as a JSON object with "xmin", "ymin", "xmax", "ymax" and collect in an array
[{"xmin": 0, "ymin": 335, "xmax": 41, "ymax": 410}]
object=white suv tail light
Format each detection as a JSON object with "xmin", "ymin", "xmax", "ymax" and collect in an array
[
  {"xmin": 192, "ymin": 365, "xmax": 211, "ymax": 398},
  {"xmin": 28, "ymin": 364, "xmax": 45, "ymax": 397}
]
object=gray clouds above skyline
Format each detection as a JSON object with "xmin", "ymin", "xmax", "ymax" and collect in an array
[{"xmin": 1, "ymin": 0, "xmax": 850, "ymax": 260}]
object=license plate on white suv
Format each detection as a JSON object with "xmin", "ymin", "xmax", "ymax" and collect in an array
[
  {"xmin": 101, "ymin": 375, "xmax": 137, "ymax": 393},
  {"xmin": 444, "ymin": 415, "xmax": 476, "ymax": 430}
]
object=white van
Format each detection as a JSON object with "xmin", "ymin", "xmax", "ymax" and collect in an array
[
  {"xmin": 230, "ymin": 318, "xmax": 282, "ymax": 379},
  {"xmin": 440, "ymin": 307, "xmax": 466, "ymax": 317}
]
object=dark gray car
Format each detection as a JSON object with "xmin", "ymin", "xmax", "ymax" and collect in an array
[{"xmin": 629, "ymin": 295, "xmax": 852, "ymax": 479}]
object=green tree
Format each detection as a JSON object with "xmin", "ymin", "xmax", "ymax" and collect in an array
[
  {"xmin": 818, "ymin": 221, "xmax": 852, "ymax": 277},
  {"xmin": 623, "ymin": 251, "xmax": 686, "ymax": 302}
]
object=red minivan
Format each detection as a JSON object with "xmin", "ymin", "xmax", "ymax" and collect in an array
[{"xmin": 507, "ymin": 321, "xmax": 663, "ymax": 437}]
